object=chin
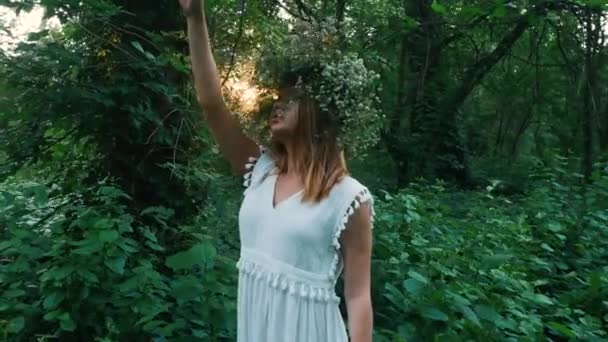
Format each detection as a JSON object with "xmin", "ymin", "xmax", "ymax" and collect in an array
[
  {"xmin": 269, "ymin": 128, "xmax": 294, "ymax": 143},
  {"xmin": 269, "ymin": 124, "xmax": 285, "ymax": 134}
]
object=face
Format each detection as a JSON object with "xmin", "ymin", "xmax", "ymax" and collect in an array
[{"xmin": 269, "ymin": 87, "xmax": 301, "ymax": 139}]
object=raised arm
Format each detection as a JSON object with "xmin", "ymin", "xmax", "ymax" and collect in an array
[{"xmin": 179, "ymin": 0, "xmax": 260, "ymax": 174}]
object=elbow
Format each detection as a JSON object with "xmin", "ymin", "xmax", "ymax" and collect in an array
[
  {"xmin": 346, "ymin": 291, "xmax": 372, "ymax": 308},
  {"xmin": 231, "ymin": 162, "xmax": 247, "ymax": 177},
  {"xmin": 196, "ymin": 97, "xmax": 224, "ymax": 112},
  {"xmin": 345, "ymin": 284, "xmax": 373, "ymax": 315},
  {"xmin": 193, "ymin": 85, "xmax": 225, "ymax": 111}
]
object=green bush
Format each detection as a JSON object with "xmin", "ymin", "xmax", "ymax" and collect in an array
[
  {"xmin": 371, "ymin": 163, "xmax": 608, "ymax": 341},
  {"xmin": 0, "ymin": 179, "xmax": 237, "ymax": 341},
  {"xmin": 2, "ymin": 162, "xmax": 607, "ymax": 341},
  {"xmin": 0, "ymin": 162, "xmax": 608, "ymax": 341}
]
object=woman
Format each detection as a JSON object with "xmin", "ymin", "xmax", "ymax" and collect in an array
[{"xmin": 179, "ymin": 0, "xmax": 374, "ymax": 341}]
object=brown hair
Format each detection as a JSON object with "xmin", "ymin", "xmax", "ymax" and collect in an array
[{"xmin": 269, "ymin": 92, "xmax": 348, "ymax": 202}]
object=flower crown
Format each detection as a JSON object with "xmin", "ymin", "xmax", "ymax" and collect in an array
[{"xmin": 256, "ymin": 19, "xmax": 384, "ymax": 156}]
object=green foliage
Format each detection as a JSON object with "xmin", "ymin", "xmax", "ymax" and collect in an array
[
  {"xmin": 1, "ymin": 0, "xmax": 607, "ymax": 340},
  {"xmin": 3, "ymin": 160, "xmax": 606, "ymax": 340},
  {"xmin": 0, "ymin": 179, "xmax": 237, "ymax": 341},
  {"xmin": 371, "ymin": 164, "xmax": 608, "ymax": 341}
]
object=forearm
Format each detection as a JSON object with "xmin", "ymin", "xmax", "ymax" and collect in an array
[
  {"xmin": 346, "ymin": 295, "xmax": 373, "ymax": 342},
  {"xmin": 186, "ymin": 12, "xmax": 223, "ymax": 108}
]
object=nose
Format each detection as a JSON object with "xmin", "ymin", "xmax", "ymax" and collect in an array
[
  {"xmin": 271, "ymin": 102, "xmax": 286, "ymax": 115},
  {"xmin": 270, "ymin": 106, "xmax": 281, "ymax": 118},
  {"xmin": 272, "ymin": 101, "xmax": 284, "ymax": 110}
]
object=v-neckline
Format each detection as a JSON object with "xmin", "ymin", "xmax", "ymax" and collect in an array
[{"xmin": 271, "ymin": 174, "xmax": 303, "ymax": 210}]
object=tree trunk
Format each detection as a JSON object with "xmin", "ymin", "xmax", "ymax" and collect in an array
[
  {"xmin": 385, "ymin": 1, "xmax": 564, "ymax": 186},
  {"xmin": 494, "ymin": 108, "xmax": 505, "ymax": 156},
  {"xmin": 581, "ymin": 8, "xmax": 599, "ymax": 182},
  {"xmin": 384, "ymin": 33, "xmax": 412, "ymax": 186},
  {"xmin": 602, "ymin": 100, "xmax": 608, "ymax": 152},
  {"xmin": 596, "ymin": 20, "xmax": 607, "ymax": 153},
  {"xmin": 336, "ymin": 0, "xmax": 346, "ymax": 27},
  {"xmin": 385, "ymin": 0, "xmax": 459, "ymax": 185}
]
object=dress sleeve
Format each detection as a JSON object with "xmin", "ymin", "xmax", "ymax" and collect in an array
[{"xmin": 328, "ymin": 181, "xmax": 375, "ymax": 280}]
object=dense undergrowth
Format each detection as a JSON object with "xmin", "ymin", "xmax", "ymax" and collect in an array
[{"xmin": 1, "ymin": 155, "xmax": 606, "ymax": 341}]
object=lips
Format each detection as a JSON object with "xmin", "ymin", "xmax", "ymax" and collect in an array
[{"xmin": 270, "ymin": 110, "xmax": 284, "ymax": 124}]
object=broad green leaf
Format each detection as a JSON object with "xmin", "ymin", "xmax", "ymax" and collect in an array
[
  {"xmin": 540, "ymin": 243, "xmax": 554, "ymax": 252},
  {"xmin": 547, "ymin": 321, "xmax": 576, "ymax": 337},
  {"xmin": 43, "ymin": 291, "xmax": 65, "ymax": 309},
  {"xmin": 59, "ymin": 313, "xmax": 76, "ymax": 332},
  {"xmin": 171, "ymin": 276, "xmax": 204, "ymax": 301},
  {"xmin": 77, "ymin": 269, "xmax": 100, "ymax": 283},
  {"xmin": 4, "ymin": 288, "xmax": 25, "ymax": 298},
  {"xmin": 448, "ymin": 292, "xmax": 471, "ymax": 306},
  {"xmin": 419, "ymin": 306, "xmax": 448, "ymax": 321},
  {"xmin": 383, "ymin": 283, "xmax": 405, "ymax": 307},
  {"xmin": 136, "ymin": 304, "xmax": 170, "ymax": 326},
  {"xmin": 43, "ymin": 310, "xmax": 63, "ymax": 321},
  {"xmin": 131, "ymin": 41, "xmax": 145, "ymax": 54},
  {"xmin": 547, "ymin": 222, "xmax": 562, "ymax": 232},
  {"xmin": 141, "ymin": 228, "xmax": 159, "ymax": 243},
  {"xmin": 145, "ymin": 240, "xmax": 165, "ymax": 251},
  {"xmin": 7, "ymin": 316, "xmax": 25, "ymax": 333},
  {"xmin": 165, "ymin": 241, "xmax": 216, "ymax": 271},
  {"xmin": 72, "ymin": 242, "xmax": 103, "ymax": 255},
  {"xmin": 411, "ymin": 237, "xmax": 428, "ymax": 246},
  {"xmin": 105, "ymin": 256, "xmax": 126, "ymax": 275},
  {"xmin": 144, "ymin": 51, "xmax": 155, "ymax": 60},
  {"xmin": 583, "ymin": 0, "xmax": 607, "ymax": 9},
  {"xmin": 531, "ymin": 293, "xmax": 553, "ymax": 305},
  {"xmin": 492, "ymin": 5, "xmax": 506, "ymax": 17},
  {"xmin": 403, "ymin": 16, "xmax": 418, "ymax": 30},
  {"xmin": 117, "ymin": 238, "xmax": 139, "ymax": 253},
  {"xmin": 50, "ymin": 265, "xmax": 76, "ymax": 281},
  {"xmin": 94, "ymin": 218, "xmax": 114, "ymax": 230},
  {"xmin": 481, "ymin": 253, "xmax": 512, "ymax": 269},
  {"xmin": 459, "ymin": 305, "xmax": 481, "ymax": 327},
  {"xmin": 193, "ymin": 329, "xmax": 209, "ymax": 338},
  {"xmin": 141, "ymin": 206, "xmax": 174, "ymax": 222},
  {"xmin": 99, "ymin": 230, "xmax": 119, "ymax": 242},
  {"xmin": 0, "ymin": 240, "xmax": 12, "ymax": 252},
  {"xmin": 142, "ymin": 319, "xmax": 164, "ymax": 331},
  {"xmin": 33, "ymin": 185, "xmax": 48, "ymax": 206},
  {"xmin": 0, "ymin": 301, "xmax": 10, "ymax": 312},
  {"xmin": 407, "ymin": 270, "xmax": 429, "ymax": 284},
  {"xmin": 474, "ymin": 304, "xmax": 502, "ymax": 323},
  {"xmin": 403, "ymin": 278, "xmax": 425, "ymax": 295},
  {"xmin": 117, "ymin": 220, "xmax": 133, "ymax": 233},
  {"xmin": 98, "ymin": 186, "xmax": 132, "ymax": 201},
  {"xmin": 431, "ymin": 1, "xmax": 447, "ymax": 14},
  {"xmin": 117, "ymin": 276, "xmax": 139, "ymax": 293}
]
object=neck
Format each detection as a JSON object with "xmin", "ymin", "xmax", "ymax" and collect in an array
[{"xmin": 279, "ymin": 139, "xmax": 301, "ymax": 176}]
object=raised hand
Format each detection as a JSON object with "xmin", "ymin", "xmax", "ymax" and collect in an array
[{"xmin": 178, "ymin": 0, "xmax": 204, "ymax": 18}]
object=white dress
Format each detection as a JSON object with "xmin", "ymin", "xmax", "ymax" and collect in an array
[{"xmin": 236, "ymin": 148, "xmax": 374, "ymax": 342}]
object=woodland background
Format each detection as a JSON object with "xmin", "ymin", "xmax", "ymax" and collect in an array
[{"xmin": 0, "ymin": 0, "xmax": 607, "ymax": 341}]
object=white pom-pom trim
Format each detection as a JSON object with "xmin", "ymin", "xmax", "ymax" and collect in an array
[
  {"xmin": 236, "ymin": 258, "xmax": 339, "ymax": 303},
  {"xmin": 328, "ymin": 188, "xmax": 374, "ymax": 280},
  {"xmin": 242, "ymin": 148, "xmax": 267, "ymax": 190}
]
